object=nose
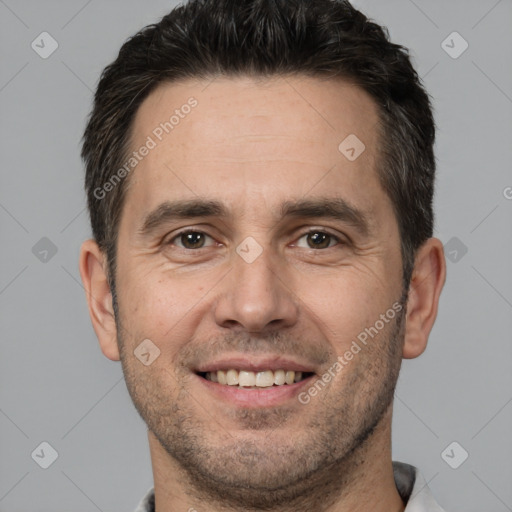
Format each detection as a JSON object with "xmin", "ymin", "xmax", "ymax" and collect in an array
[{"xmin": 213, "ymin": 247, "xmax": 299, "ymax": 334}]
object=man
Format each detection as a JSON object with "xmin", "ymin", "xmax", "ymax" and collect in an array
[{"xmin": 78, "ymin": 0, "xmax": 447, "ymax": 510}]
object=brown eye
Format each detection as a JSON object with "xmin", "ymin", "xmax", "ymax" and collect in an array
[
  {"xmin": 296, "ymin": 230, "xmax": 340, "ymax": 249},
  {"xmin": 171, "ymin": 231, "xmax": 214, "ymax": 249},
  {"xmin": 308, "ymin": 232, "xmax": 331, "ymax": 249}
]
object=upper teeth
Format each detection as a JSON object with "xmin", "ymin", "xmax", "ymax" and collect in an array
[{"xmin": 204, "ymin": 369, "xmax": 305, "ymax": 387}]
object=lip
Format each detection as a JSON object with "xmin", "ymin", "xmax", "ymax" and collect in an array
[
  {"xmin": 193, "ymin": 355, "xmax": 318, "ymax": 374},
  {"xmin": 194, "ymin": 372, "xmax": 316, "ymax": 408}
]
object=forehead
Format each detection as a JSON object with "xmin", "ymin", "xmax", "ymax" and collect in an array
[
  {"xmin": 124, "ymin": 75, "xmax": 384, "ymax": 219},
  {"xmin": 133, "ymin": 75, "xmax": 379, "ymax": 154}
]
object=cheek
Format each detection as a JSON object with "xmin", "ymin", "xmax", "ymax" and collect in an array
[
  {"xmin": 117, "ymin": 275, "xmax": 171, "ymax": 336},
  {"xmin": 294, "ymin": 265, "xmax": 398, "ymax": 341},
  {"xmin": 117, "ymin": 268, "xmax": 212, "ymax": 348}
]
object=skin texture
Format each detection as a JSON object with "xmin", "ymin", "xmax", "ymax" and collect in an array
[{"xmin": 80, "ymin": 75, "xmax": 446, "ymax": 512}]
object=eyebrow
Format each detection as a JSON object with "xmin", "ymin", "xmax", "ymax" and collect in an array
[
  {"xmin": 280, "ymin": 197, "xmax": 371, "ymax": 237},
  {"xmin": 138, "ymin": 199, "xmax": 227, "ymax": 236},
  {"xmin": 137, "ymin": 197, "xmax": 372, "ymax": 238}
]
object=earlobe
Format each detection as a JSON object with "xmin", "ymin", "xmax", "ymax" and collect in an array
[
  {"xmin": 79, "ymin": 239, "xmax": 120, "ymax": 361},
  {"xmin": 402, "ymin": 237, "xmax": 446, "ymax": 359}
]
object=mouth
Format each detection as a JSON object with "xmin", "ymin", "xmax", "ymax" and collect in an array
[
  {"xmin": 196, "ymin": 369, "xmax": 315, "ymax": 389},
  {"xmin": 192, "ymin": 356, "xmax": 319, "ymax": 407},
  {"xmin": 192, "ymin": 357, "xmax": 318, "ymax": 408}
]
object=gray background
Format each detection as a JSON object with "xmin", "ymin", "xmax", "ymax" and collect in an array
[{"xmin": 1, "ymin": 0, "xmax": 511, "ymax": 510}]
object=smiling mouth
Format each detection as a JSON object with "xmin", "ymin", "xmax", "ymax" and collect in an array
[{"xmin": 196, "ymin": 369, "xmax": 314, "ymax": 388}]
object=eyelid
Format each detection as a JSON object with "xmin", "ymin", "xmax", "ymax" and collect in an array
[
  {"xmin": 166, "ymin": 228, "xmax": 216, "ymax": 248},
  {"xmin": 293, "ymin": 228, "xmax": 344, "ymax": 248},
  {"xmin": 164, "ymin": 226, "xmax": 347, "ymax": 249}
]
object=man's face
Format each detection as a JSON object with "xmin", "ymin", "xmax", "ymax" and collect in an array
[{"xmin": 114, "ymin": 76, "xmax": 405, "ymax": 505}]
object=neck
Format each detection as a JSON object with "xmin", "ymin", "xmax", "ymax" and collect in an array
[{"xmin": 148, "ymin": 407, "xmax": 405, "ymax": 512}]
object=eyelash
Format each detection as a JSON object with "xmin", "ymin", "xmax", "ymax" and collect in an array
[{"xmin": 166, "ymin": 228, "xmax": 344, "ymax": 250}]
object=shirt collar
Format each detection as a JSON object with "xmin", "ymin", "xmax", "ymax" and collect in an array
[
  {"xmin": 134, "ymin": 461, "xmax": 445, "ymax": 512},
  {"xmin": 394, "ymin": 461, "xmax": 446, "ymax": 512}
]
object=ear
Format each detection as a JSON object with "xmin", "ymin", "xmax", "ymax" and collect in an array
[
  {"xmin": 402, "ymin": 237, "xmax": 446, "ymax": 359},
  {"xmin": 79, "ymin": 239, "xmax": 120, "ymax": 361}
]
